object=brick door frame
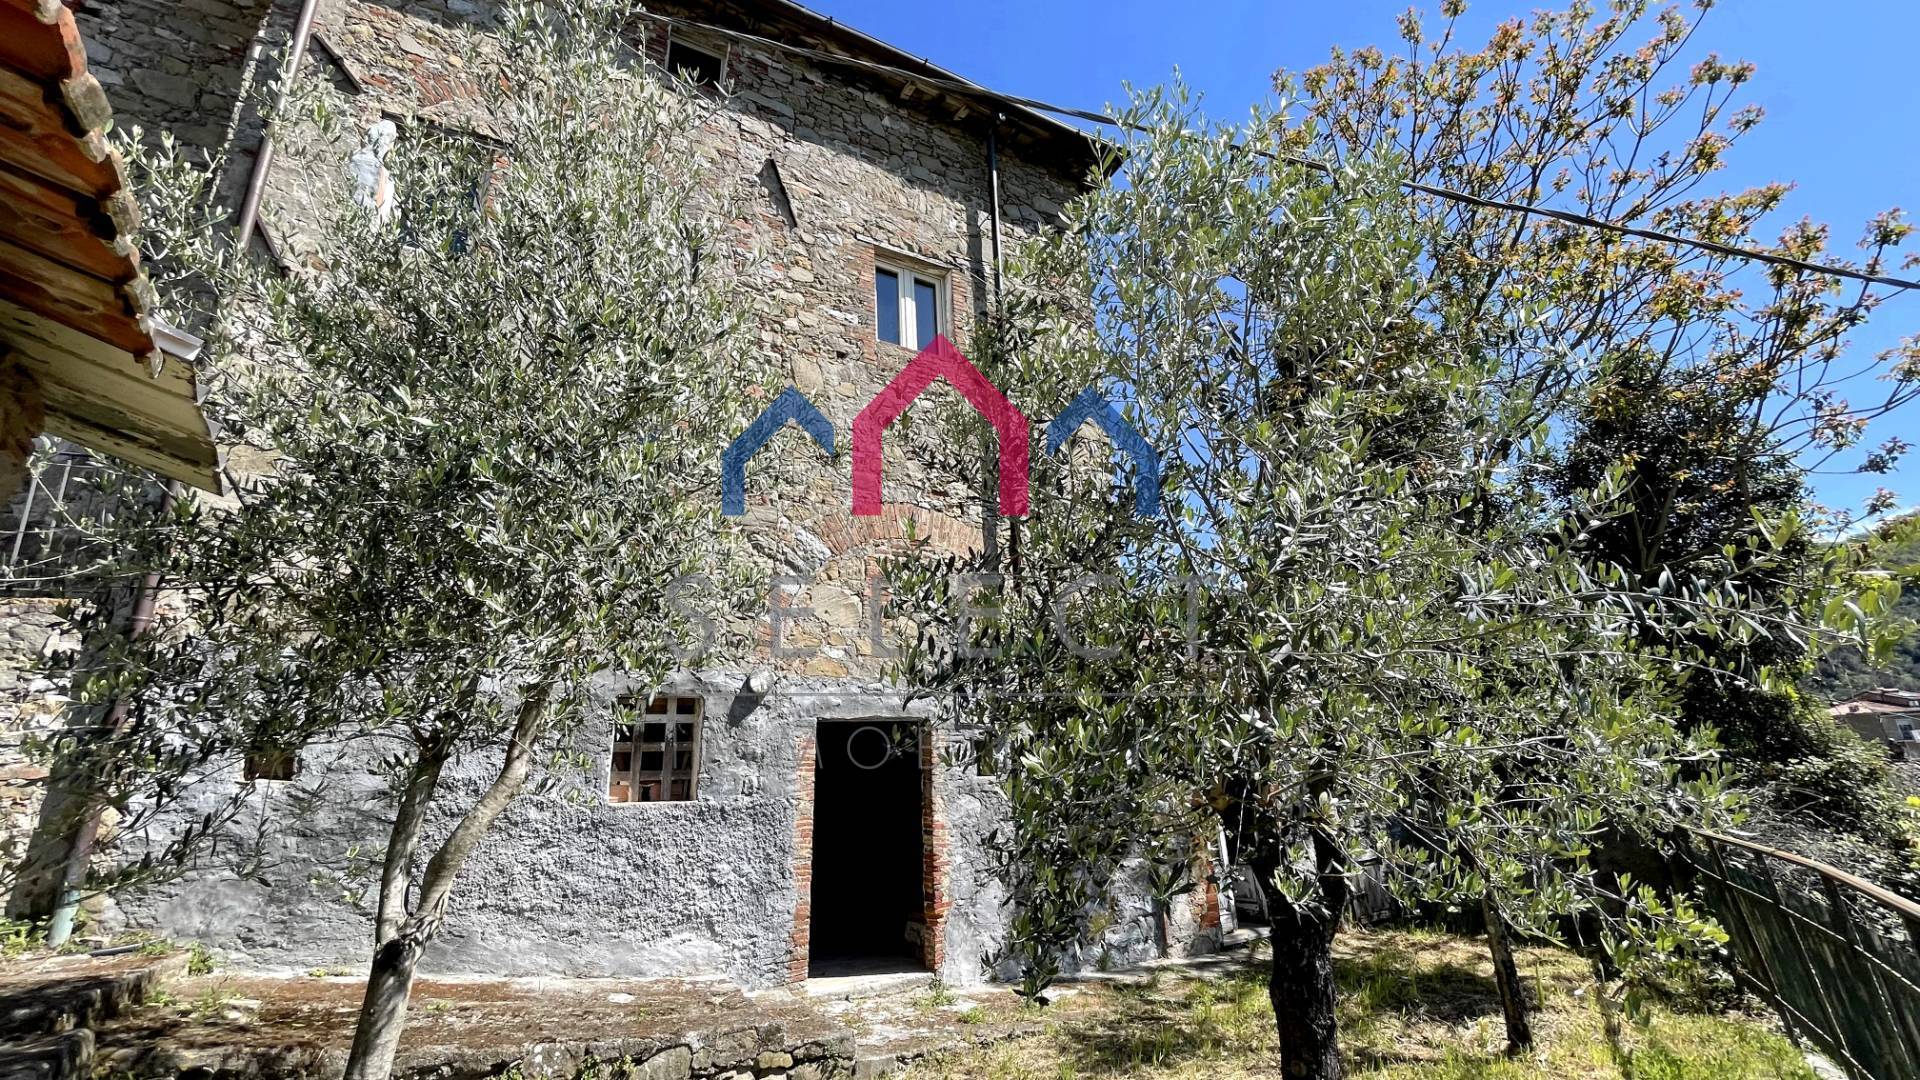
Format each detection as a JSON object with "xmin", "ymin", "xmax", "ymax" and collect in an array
[
  {"xmin": 788, "ymin": 719, "xmax": 947, "ymax": 983},
  {"xmin": 787, "ymin": 731, "xmax": 816, "ymax": 984},
  {"xmin": 918, "ymin": 722, "xmax": 948, "ymax": 974}
]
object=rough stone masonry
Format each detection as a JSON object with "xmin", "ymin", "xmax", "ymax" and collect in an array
[{"xmin": 0, "ymin": 0, "xmax": 1223, "ymax": 987}]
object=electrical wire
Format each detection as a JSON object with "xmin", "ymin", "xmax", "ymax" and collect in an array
[{"xmin": 638, "ymin": 9, "xmax": 1920, "ymax": 294}]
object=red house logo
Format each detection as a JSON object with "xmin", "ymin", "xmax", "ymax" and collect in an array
[
  {"xmin": 721, "ymin": 336, "xmax": 1159, "ymax": 519},
  {"xmin": 851, "ymin": 336, "xmax": 1028, "ymax": 516}
]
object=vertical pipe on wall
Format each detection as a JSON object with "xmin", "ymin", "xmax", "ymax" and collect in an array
[
  {"xmin": 234, "ymin": 0, "xmax": 322, "ymax": 249},
  {"xmin": 986, "ymin": 115, "xmax": 1005, "ymax": 304},
  {"xmin": 984, "ymin": 115, "xmax": 1019, "ymax": 572}
]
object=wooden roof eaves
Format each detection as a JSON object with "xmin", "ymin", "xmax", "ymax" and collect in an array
[{"xmin": 0, "ymin": 0, "xmax": 218, "ymax": 490}]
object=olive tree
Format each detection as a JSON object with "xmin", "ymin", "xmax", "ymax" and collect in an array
[
  {"xmin": 1298, "ymin": 0, "xmax": 1920, "ymax": 864},
  {"xmin": 890, "ymin": 82, "xmax": 1890, "ymax": 1078},
  {"xmin": 14, "ymin": 4, "xmax": 762, "ymax": 1078}
]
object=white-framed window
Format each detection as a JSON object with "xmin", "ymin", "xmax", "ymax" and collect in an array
[
  {"xmin": 609, "ymin": 694, "xmax": 703, "ymax": 803},
  {"xmin": 874, "ymin": 260, "xmax": 946, "ymax": 348}
]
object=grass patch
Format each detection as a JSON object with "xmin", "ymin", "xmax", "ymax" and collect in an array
[
  {"xmin": 898, "ymin": 928, "xmax": 1810, "ymax": 1079},
  {"xmin": 186, "ymin": 942, "xmax": 216, "ymax": 975},
  {"xmin": 187, "ymin": 982, "xmax": 238, "ymax": 1021},
  {"xmin": 0, "ymin": 918, "xmax": 43, "ymax": 959},
  {"xmin": 919, "ymin": 978, "xmax": 960, "ymax": 1009}
]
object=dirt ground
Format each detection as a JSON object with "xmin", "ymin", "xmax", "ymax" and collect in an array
[
  {"xmin": 67, "ymin": 961, "xmax": 1044, "ymax": 1078},
  {"xmin": 4, "ymin": 929, "xmax": 1813, "ymax": 1080}
]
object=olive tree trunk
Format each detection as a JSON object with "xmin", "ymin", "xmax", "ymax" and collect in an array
[
  {"xmin": 1258, "ymin": 829, "xmax": 1352, "ymax": 1080},
  {"xmin": 1268, "ymin": 906, "xmax": 1343, "ymax": 1080},
  {"xmin": 340, "ymin": 684, "xmax": 550, "ymax": 1080},
  {"xmin": 1482, "ymin": 892, "xmax": 1533, "ymax": 1053}
]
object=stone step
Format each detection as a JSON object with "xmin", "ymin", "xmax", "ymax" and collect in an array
[
  {"xmin": 0, "ymin": 953, "xmax": 185, "ymax": 1042},
  {"xmin": 0, "ymin": 953, "xmax": 174, "ymax": 1080},
  {"xmin": 0, "ymin": 1028, "xmax": 93, "ymax": 1080}
]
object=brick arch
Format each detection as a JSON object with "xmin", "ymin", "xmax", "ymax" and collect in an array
[{"xmin": 815, "ymin": 504, "xmax": 983, "ymax": 558}]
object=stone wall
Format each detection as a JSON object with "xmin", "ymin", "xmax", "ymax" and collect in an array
[
  {"xmin": 666, "ymin": 5, "xmax": 1075, "ymax": 680},
  {"xmin": 0, "ymin": 598, "xmax": 79, "ymax": 907},
  {"xmin": 73, "ymin": 0, "xmax": 290, "ymax": 204},
  {"xmin": 115, "ymin": 668, "xmax": 1202, "ymax": 986},
  {"xmin": 0, "ymin": 0, "xmax": 289, "ymax": 900},
  {"xmin": 276, "ymin": 0, "xmax": 1092, "ymax": 679},
  {"xmin": 114, "ymin": 672, "xmax": 1030, "ymax": 988}
]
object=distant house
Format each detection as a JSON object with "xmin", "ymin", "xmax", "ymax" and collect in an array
[{"xmin": 1832, "ymin": 688, "xmax": 1920, "ymax": 760}]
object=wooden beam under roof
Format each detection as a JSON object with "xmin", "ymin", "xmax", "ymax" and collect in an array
[{"xmin": 0, "ymin": 0, "xmax": 217, "ymax": 490}]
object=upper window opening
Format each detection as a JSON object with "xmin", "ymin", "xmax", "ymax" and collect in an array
[
  {"xmin": 666, "ymin": 40, "xmax": 724, "ymax": 86},
  {"xmin": 875, "ymin": 261, "xmax": 946, "ymax": 349},
  {"xmin": 610, "ymin": 694, "xmax": 703, "ymax": 803}
]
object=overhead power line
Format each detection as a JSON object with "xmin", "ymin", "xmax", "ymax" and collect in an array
[{"xmin": 640, "ymin": 9, "xmax": 1920, "ymax": 294}]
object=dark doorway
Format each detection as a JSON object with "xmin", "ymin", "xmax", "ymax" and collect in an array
[{"xmin": 808, "ymin": 720, "xmax": 926, "ymax": 977}]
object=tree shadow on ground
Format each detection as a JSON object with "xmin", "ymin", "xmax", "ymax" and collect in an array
[
  {"xmin": 1341, "ymin": 950, "xmax": 1509, "ymax": 1024},
  {"xmin": 1337, "ymin": 942, "xmax": 1516, "ymax": 1072},
  {"xmin": 1049, "ymin": 975, "xmax": 1262, "ymax": 1077},
  {"xmin": 1047, "ymin": 937, "xmax": 1522, "ymax": 1077}
]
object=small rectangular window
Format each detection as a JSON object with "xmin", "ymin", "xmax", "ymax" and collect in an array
[
  {"xmin": 973, "ymin": 735, "xmax": 996, "ymax": 776},
  {"xmin": 244, "ymin": 748, "xmax": 296, "ymax": 782},
  {"xmin": 665, "ymin": 40, "xmax": 724, "ymax": 86},
  {"xmin": 610, "ymin": 694, "xmax": 703, "ymax": 802},
  {"xmin": 874, "ymin": 260, "xmax": 946, "ymax": 348}
]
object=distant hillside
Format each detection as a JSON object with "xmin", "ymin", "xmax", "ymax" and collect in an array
[{"xmin": 1808, "ymin": 512, "xmax": 1920, "ymax": 701}]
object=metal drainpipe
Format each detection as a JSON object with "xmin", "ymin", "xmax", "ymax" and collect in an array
[
  {"xmin": 984, "ymin": 115, "xmax": 1017, "ymax": 571},
  {"xmin": 233, "ymin": 0, "xmax": 322, "ymax": 247},
  {"xmin": 986, "ymin": 115, "xmax": 1005, "ymax": 302}
]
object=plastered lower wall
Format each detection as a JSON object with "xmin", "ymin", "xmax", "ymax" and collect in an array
[{"xmin": 115, "ymin": 668, "xmax": 1205, "ymax": 986}]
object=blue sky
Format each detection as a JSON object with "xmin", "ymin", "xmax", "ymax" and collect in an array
[{"xmin": 805, "ymin": 0, "xmax": 1920, "ymax": 517}]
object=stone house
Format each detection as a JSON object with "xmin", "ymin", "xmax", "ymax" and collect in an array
[
  {"xmin": 1832, "ymin": 688, "xmax": 1920, "ymax": 762},
  {"xmin": 2, "ymin": 0, "xmax": 1225, "ymax": 988}
]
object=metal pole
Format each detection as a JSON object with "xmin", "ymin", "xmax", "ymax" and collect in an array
[
  {"xmin": 233, "ymin": 0, "xmax": 322, "ymax": 248},
  {"xmin": 8, "ymin": 469, "xmax": 39, "ymax": 565},
  {"xmin": 983, "ymin": 116, "xmax": 1018, "ymax": 573},
  {"xmin": 986, "ymin": 116, "xmax": 1005, "ymax": 304}
]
